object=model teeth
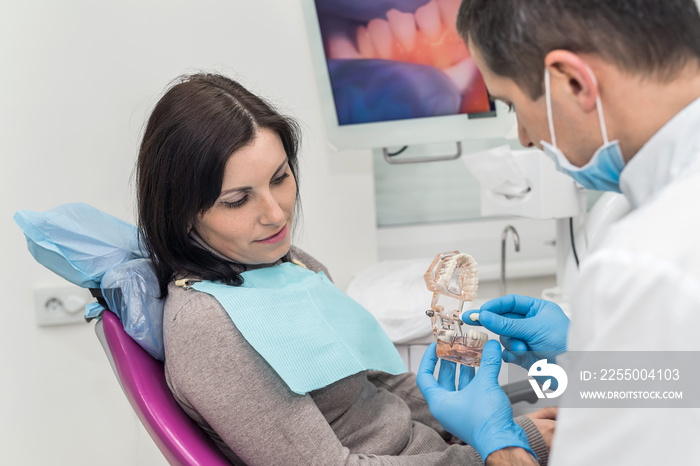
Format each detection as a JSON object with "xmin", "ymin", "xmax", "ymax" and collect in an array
[
  {"xmin": 435, "ymin": 253, "xmax": 478, "ymax": 298},
  {"xmin": 467, "ymin": 328, "xmax": 488, "ymax": 346}
]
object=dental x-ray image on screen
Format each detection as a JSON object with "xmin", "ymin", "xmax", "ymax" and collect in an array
[{"xmin": 314, "ymin": 0, "xmax": 493, "ymax": 126}]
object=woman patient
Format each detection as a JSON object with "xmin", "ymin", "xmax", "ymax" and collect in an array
[{"xmin": 136, "ymin": 73, "xmax": 554, "ymax": 465}]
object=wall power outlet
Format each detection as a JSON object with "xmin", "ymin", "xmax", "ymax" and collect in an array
[{"xmin": 34, "ymin": 286, "xmax": 95, "ymax": 326}]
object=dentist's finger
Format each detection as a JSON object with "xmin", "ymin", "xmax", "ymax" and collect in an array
[
  {"xmin": 473, "ymin": 340, "xmax": 503, "ymax": 382},
  {"xmin": 479, "ymin": 310, "xmax": 538, "ymax": 341},
  {"xmin": 458, "ymin": 364, "xmax": 475, "ymax": 390},
  {"xmin": 480, "ymin": 294, "xmax": 536, "ymax": 317},
  {"xmin": 461, "ymin": 310, "xmax": 485, "ymax": 326},
  {"xmin": 500, "ymin": 336, "xmax": 528, "ymax": 356},
  {"xmin": 462, "ymin": 311, "xmax": 523, "ymax": 325},
  {"xmin": 437, "ymin": 359, "xmax": 458, "ymax": 391},
  {"xmin": 416, "ymin": 343, "xmax": 443, "ymax": 396},
  {"xmin": 502, "ymin": 349, "xmax": 520, "ymax": 364}
]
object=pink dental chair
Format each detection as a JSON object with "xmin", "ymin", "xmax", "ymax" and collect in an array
[{"xmin": 95, "ymin": 309, "xmax": 231, "ymax": 466}]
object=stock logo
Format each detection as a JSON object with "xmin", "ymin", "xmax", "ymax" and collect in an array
[{"xmin": 528, "ymin": 359, "xmax": 568, "ymax": 399}]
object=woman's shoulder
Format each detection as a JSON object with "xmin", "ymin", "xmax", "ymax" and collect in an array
[
  {"xmin": 163, "ymin": 282, "xmax": 234, "ymax": 337},
  {"xmin": 289, "ymin": 245, "xmax": 333, "ymax": 281},
  {"xmin": 163, "ymin": 281, "xmax": 249, "ymax": 361},
  {"xmin": 165, "ymin": 281, "xmax": 215, "ymax": 318}
]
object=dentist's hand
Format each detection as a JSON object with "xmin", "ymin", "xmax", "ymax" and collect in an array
[
  {"xmin": 416, "ymin": 341, "xmax": 536, "ymax": 463},
  {"xmin": 467, "ymin": 295, "xmax": 569, "ymax": 369}
]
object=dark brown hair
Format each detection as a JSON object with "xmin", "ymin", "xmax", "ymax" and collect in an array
[{"xmin": 136, "ymin": 73, "xmax": 301, "ymax": 297}]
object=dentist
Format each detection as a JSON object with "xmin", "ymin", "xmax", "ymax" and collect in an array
[{"xmin": 416, "ymin": 1, "xmax": 700, "ymax": 464}]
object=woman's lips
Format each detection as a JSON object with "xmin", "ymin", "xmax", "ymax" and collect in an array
[{"xmin": 256, "ymin": 224, "xmax": 288, "ymax": 244}]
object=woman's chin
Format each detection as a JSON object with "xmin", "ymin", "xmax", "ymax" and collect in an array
[{"xmin": 265, "ymin": 242, "xmax": 292, "ymax": 265}]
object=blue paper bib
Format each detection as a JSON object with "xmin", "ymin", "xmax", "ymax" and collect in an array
[{"xmin": 191, "ymin": 262, "xmax": 407, "ymax": 394}]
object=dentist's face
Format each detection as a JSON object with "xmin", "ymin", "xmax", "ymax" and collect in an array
[
  {"xmin": 468, "ymin": 43, "xmax": 550, "ymax": 151},
  {"xmin": 194, "ymin": 128, "xmax": 296, "ymax": 265},
  {"xmin": 468, "ymin": 42, "xmax": 601, "ymax": 168}
]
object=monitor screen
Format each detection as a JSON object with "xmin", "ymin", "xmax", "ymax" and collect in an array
[{"xmin": 302, "ymin": 0, "xmax": 515, "ymax": 150}]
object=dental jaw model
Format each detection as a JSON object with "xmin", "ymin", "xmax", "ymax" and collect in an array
[{"xmin": 424, "ymin": 251, "xmax": 488, "ymax": 366}]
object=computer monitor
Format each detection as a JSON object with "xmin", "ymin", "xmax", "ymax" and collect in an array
[{"xmin": 301, "ymin": 0, "xmax": 516, "ymax": 151}]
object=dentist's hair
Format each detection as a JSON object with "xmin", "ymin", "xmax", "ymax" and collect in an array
[
  {"xmin": 136, "ymin": 73, "xmax": 301, "ymax": 297},
  {"xmin": 457, "ymin": 0, "xmax": 700, "ymax": 100}
]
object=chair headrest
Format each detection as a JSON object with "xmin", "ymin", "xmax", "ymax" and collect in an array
[
  {"xmin": 14, "ymin": 203, "xmax": 145, "ymax": 288},
  {"xmin": 15, "ymin": 203, "xmax": 164, "ymax": 360},
  {"xmin": 99, "ymin": 258, "xmax": 165, "ymax": 361}
]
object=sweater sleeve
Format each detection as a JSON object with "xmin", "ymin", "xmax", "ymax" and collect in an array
[
  {"xmin": 164, "ymin": 288, "xmax": 488, "ymax": 466},
  {"xmin": 515, "ymin": 416, "xmax": 549, "ymax": 466},
  {"xmin": 367, "ymin": 372, "xmax": 549, "ymax": 465},
  {"xmin": 366, "ymin": 371, "xmax": 450, "ymax": 438}
]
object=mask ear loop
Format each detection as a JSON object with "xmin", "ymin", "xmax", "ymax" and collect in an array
[
  {"xmin": 544, "ymin": 67, "xmax": 557, "ymax": 147},
  {"xmin": 580, "ymin": 65, "xmax": 611, "ymax": 252},
  {"xmin": 584, "ymin": 64, "xmax": 610, "ymax": 145},
  {"xmin": 546, "ymin": 65, "xmax": 611, "ymax": 146}
]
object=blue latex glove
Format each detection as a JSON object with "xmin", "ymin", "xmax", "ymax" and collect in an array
[
  {"xmin": 466, "ymin": 294, "xmax": 570, "ymax": 369},
  {"xmin": 416, "ymin": 341, "xmax": 536, "ymax": 462}
]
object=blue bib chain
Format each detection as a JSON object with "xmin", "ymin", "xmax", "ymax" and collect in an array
[{"xmin": 191, "ymin": 262, "xmax": 407, "ymax": 395}]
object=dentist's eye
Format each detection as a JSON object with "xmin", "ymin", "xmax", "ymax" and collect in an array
[{"xmin": 507, "ymin": 103, "xmax": 515, "ymax": 113}]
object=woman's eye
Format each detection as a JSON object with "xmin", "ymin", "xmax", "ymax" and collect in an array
[
  {"xmin": 272, "ymin": 172, "xmax": 290, "ymax": 185},
  {"xmin": 222, "ymin": 196, "xmax": 249, "ymax": 209}
]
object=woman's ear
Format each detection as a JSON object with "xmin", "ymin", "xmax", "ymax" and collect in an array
[{"xmin": 545, "ymin": 50, "xmax": 599, "ymax": 113}]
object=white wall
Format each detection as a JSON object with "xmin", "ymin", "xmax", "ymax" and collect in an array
[{"xmin": 0, "ymin": 1, "xmax": 378, "ymax": 464}]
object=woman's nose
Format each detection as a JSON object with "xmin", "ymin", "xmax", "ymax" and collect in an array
[{"xmin": 259, "ymin": 193, "xmax": 285, "ymax": 225}]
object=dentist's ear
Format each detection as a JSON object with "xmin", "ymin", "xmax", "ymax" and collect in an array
[{"xmin": 545, "ymin": 50, "xmax": 599, "ymax": 114}]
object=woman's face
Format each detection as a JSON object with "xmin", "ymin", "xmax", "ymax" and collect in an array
[{"xmin": 194, "ymin": 128, "xmax": 296, "ymax": 265}]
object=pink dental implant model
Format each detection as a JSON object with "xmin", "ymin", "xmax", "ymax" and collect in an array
[{"xmin": 424, "ymin": 251, "xmax": 488, "ymax": 366}]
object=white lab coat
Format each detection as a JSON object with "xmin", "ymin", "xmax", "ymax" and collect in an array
[{"xmin": 549, "ymin": 97, "xmax": 700, "ymax": 465}]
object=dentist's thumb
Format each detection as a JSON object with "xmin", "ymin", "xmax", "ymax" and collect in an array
[
  {"xmin": 478, "ymin": 311, "xmax": 535, "ymax": 341},
  {"xmin": 475, "ymin": 340, "xmax": 503, "ymax": 382}
]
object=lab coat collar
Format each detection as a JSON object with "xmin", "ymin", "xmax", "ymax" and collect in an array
[{"xmin": 619, "ymin": 96, "xmax": 700, "ymax": 210}]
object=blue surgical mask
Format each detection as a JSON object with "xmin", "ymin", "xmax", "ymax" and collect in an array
[{"xmin": 540, "ymin": 67, "xmax": 625, "ymax": 192}]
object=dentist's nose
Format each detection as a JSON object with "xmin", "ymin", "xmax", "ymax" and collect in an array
[{"xmin": 517, "ymin": 116, "xmax": 535, "ymax": 148}]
